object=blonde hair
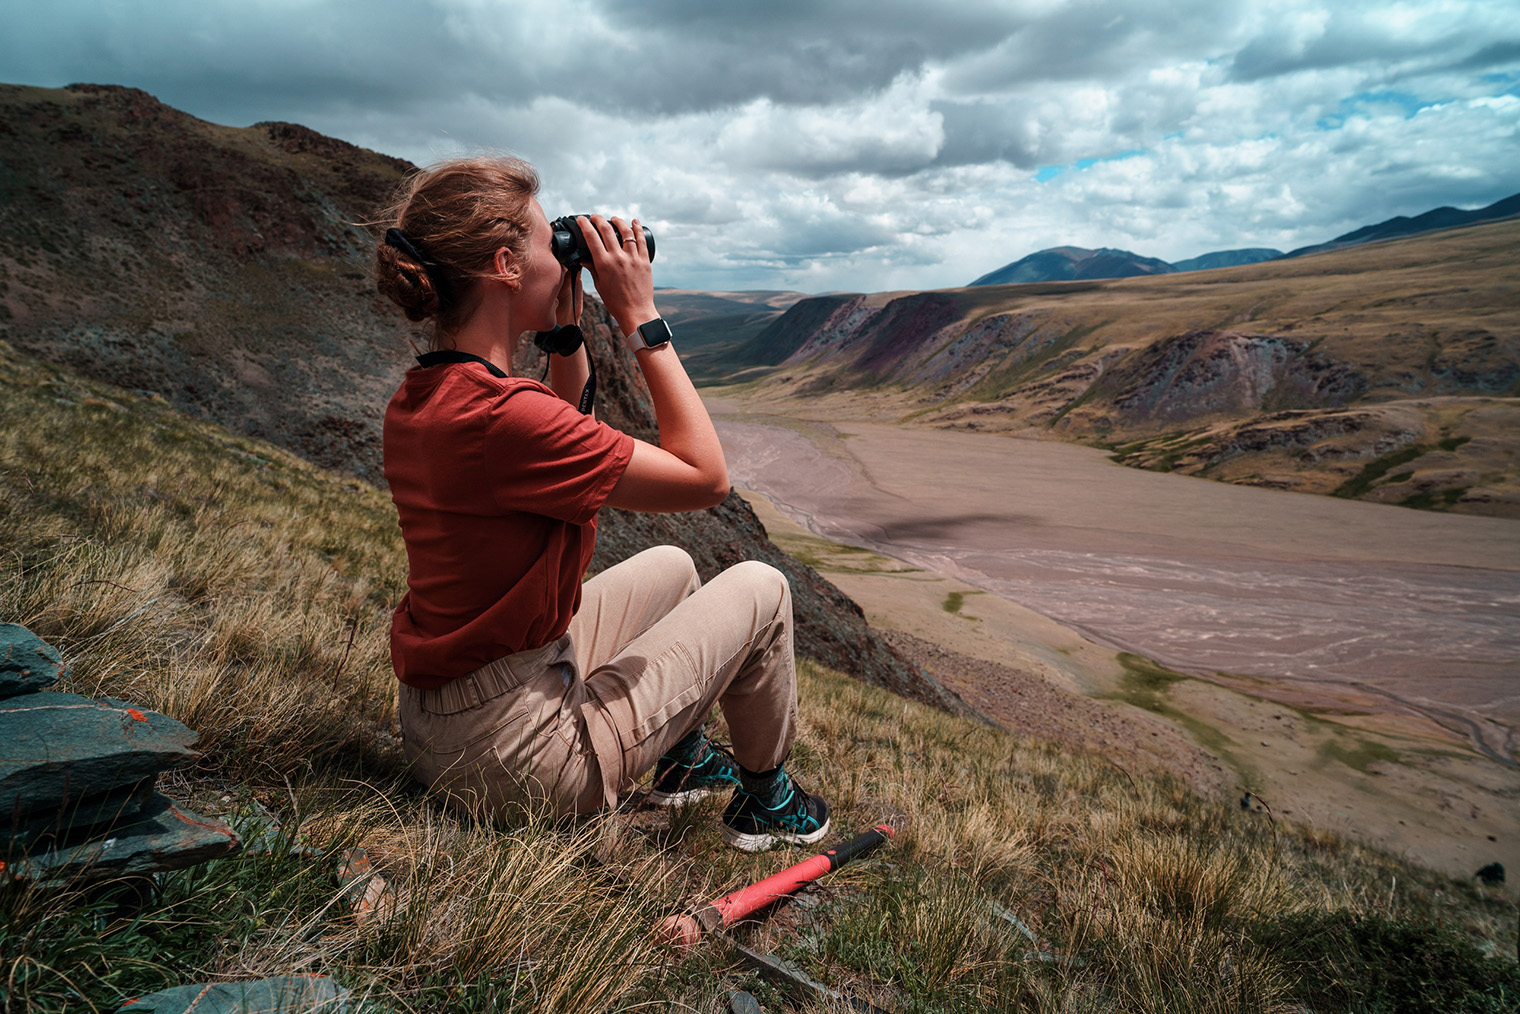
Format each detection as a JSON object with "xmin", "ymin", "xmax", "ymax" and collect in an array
[{"xmin": 374, "ymin": 155, "xmax": 540, "ymax": 334}]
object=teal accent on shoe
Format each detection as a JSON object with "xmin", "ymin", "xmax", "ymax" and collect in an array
[
  {"xmin": 721, "ymin": 771, "xmax": 830, "ymax": 852},
  {"xmin": 647, "ymin": 740, "xmax": 740, "ymax": 806}
]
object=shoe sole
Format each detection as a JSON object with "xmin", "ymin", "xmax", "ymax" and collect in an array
[
  {"xmin": 646, "ymin": 786, "xmax": 724, "ymax": 807},
  {"xmin": 721, "ymin": 817, "xmax": 831, "ymax": 853}
]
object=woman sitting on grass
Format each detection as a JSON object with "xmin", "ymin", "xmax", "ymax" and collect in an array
[{"xmin": 373, "ymin": 155, "xmax": 828, "ymax": 851}]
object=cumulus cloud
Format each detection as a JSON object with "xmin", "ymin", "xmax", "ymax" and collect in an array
[{"xmin": 2, "ymin": 0, "xmax": 1517, "ymax": 291}]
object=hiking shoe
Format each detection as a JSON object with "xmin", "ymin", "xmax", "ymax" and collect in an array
[
  {"xmin": 647, "ymin": 740, "xmax": 740, "ymax": 806},
  {"xmin": 721, "ymin": 769, "xmax": 831, "ymax": 852}
]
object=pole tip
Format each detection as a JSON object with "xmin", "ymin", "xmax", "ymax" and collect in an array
[{"xmin": 656, "ymin": 913, "xmax": 703, "ymax": 952}]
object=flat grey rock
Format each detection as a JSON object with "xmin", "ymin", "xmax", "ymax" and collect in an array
[
  {"xmin": 0, "ymin": 693, "xmax": 199, "ymax": 818},
  {"xmin": 115, "ymin": 974, "xmax": 348, "ymax": 1013},
  {"xmin": 1, "ymin": 776, "xmax": 156, "ymax": 848},
  {"xmin": 0, "ymin": 624, "xmax": 67, "ymax": 698},
  {"xmin": 10, "ymin": 791, "xmax": 240, "ymax": 881}
]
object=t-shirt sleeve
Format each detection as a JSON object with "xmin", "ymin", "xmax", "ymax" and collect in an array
[{"xmin": 485, "ymin": 383, "xmax": 635, "ymax": 524}]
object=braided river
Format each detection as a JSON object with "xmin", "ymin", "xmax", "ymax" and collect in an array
[{"xmin": 711, "ymin": 411, "xmax": 1520, "ymax": 767}]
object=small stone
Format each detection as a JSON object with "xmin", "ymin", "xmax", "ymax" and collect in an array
[
  {"xmin": 114, "ymin": 974, "xmax": 348, "ymax": 1013},
  {"xmin": 337, "ymin": 847, "xmax": 395, "ymax": 925},
  {"xmin": 0, "ymin": 693, "xmax": 199, "ymax": 819},
  {"xmin": 0, "ymin": 624, "xmax": 68, "ymax": 698},
  {"xmin": 728, "ymin": 990, "xmax": 764, "ymax": 1014},
  {"xmin": 10, "ymin": 792, "xmax": 240, "ymax": 882}
]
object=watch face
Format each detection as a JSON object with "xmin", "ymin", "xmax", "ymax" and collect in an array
[{"xmin": 638, "ymin": 318, "xmax": 673, "ymax": 347}]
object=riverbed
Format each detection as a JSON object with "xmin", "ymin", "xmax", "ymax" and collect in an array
[{"xmin": 710, "ymin": 409, "xmax": 1520, "ymax": 766}]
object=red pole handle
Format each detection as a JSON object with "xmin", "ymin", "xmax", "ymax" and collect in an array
[{"xmin": 696, "ymin": 823, "xmax": 895, "ymax": 932}]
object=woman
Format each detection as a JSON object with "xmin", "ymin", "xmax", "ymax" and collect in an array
[{"xmin": 374, "ymin": 155, "xmax": 828, "ymax": 851}]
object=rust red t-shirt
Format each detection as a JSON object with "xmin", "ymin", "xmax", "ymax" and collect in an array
[{"xmin": 383, "ymin": 353, "xmax": 635, "ymax": 688}]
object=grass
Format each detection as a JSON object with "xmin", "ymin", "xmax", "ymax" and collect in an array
[
  {"xmin": 1, "ymin": 339, "xmax": 1517, "ymax": 1012},
  {"xmin": 940, "ymin": 591, "xmax": 981, "ymax": 617},
  {"xmin": 1332, "ymin": 444, "xmax": 1436, "ymax": 499}
]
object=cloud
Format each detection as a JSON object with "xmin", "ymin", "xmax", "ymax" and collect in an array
[{"xmin": 2, "ymin": 0, "xmax": 1518, "ymax": 291}]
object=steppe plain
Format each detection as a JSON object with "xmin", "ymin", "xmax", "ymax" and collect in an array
[{"xmin": 704, "ymin": 394, "xmax": 1520, "ymax": 881}]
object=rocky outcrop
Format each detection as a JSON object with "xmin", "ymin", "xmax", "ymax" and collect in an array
[
  {"xmin": 0, "ymin": 625, "xmax": 240, "ymax": 882},
  {"xmin": 1100, "ymin": 330, "xmax": 1366, "ymax": 426}
]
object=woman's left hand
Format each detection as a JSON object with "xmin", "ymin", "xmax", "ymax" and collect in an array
[
  {"xmin": 555, "ymin": 265, "xmax": 584, "ymax": 329},
  {"xmin": 578, "ymin": 215, "xmax": 658, "ymax": 337}
]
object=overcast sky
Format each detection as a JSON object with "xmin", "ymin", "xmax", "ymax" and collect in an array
[{"xmin": 5, "ymin": 1, "xmax": 1518, "ymax": 293}]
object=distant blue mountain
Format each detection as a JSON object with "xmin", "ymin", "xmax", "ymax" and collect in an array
[
  {"xmin": 969, "ymin": 246, "xmax": 1175, "ymax": 286},
  {"xmin": 1282, "ymin": 192, "xmax": 1520, "ymax": 258},
  {"xmin": 969, "ymin": 191, "xmax": 1520, "ymax": 286},
  {"xmin": 1170, "ymin": 248, "xmax": 1283, "ymax": 272}
]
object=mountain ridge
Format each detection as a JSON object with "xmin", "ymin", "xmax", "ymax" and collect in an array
[{"xmin": 967, "ymin": 191, "xmax": 1520, "ymax": 286}]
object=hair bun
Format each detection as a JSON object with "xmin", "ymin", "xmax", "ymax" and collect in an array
[{"xmin": 375, "ymin": 242, "xmax": 442, "ymax": 322}]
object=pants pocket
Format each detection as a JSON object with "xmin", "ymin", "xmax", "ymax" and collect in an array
[{"xmin": 625, "ymin": 641, "xmax": 705, "ymax": 745}]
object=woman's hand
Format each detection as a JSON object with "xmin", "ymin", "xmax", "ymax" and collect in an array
[{"xmin": 577, "ymin": 214, "xmax": 658, "ymax": 336}]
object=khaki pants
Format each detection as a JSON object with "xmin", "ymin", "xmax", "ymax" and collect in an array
[{"xmin": 398, "ymin": 545, "xmax": 798, "ymax": 818}]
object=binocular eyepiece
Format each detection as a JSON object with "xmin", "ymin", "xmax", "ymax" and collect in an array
[{"xmin": 549, "ymin": 215, "xmax": 656, "ymax": 269}]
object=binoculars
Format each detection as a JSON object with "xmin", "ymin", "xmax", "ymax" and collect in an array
[{"xmin": 549, "ymin": 215, "xmax": 656, "ymax": 269}]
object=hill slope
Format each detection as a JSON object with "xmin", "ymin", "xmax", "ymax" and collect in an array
[
  {"xmin": 0, "ymin": 82, "xmax": 939, "ymax": 703},
  {"xmin": 2, "ymin": 337, "xmax": 1514, "ymax": 1013},
  {"xmin": 705, "ymin": 220, "xmax": 1520, "ymax": 516},
  {"xmin": 1284, "ymin": 191, "xmax": 1520, "ymax": 258}
]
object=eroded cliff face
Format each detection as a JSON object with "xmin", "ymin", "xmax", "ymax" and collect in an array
[
  {"xmin": 1094, "ymin": 330, "xmax": 1367, "ymax": 424},
  {"xmin": 0, "ymin": 83, "xmax": 948, "ymax": 704},
  {"xmin": 719, "ymin": 232, "xmax": 1519, "ymax": 515}
]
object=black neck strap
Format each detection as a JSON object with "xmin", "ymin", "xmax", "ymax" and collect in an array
[
  {"xmin": 416, "ymin": 349, "xmax": 506, "ymax": 378},
  {"xmin": 416, "ymin": 347, "xmax": 594, "ymax": 415}
]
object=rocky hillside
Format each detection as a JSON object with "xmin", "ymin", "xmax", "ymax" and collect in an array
[
  {"xmin": 708, "ymin": 220, "xmax": 1520, "ymax": 516},
  {"xmin": 0, "ymin": 82, "xmax": 948, "ymax": 707}
]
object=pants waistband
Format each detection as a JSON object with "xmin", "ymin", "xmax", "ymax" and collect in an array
[{"xmin": 405, "ymin": 635, "xmax": 576, "ymax": 714}]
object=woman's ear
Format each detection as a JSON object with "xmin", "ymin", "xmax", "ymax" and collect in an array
[{"xmin": 493, "ymin": 246, "xmax": 522, "ymax": 291}]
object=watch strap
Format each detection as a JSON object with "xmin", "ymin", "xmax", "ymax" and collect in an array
[{"xmin": 626, "ymin": 317, "xmax": 673, "ymax": 352}]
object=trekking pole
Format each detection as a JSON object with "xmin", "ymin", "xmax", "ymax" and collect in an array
[{"xmin": 658, "ymin": 823, "xmax": 896, "ymax": 951}]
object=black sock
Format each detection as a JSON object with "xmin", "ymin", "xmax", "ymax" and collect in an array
[
  {"xmin": 739, "ymin": 764, "xmax": 787, "ymax": 805},
  {"xmin": 661, "ymin": 726, "xmax": 707, "ymax": 766}
]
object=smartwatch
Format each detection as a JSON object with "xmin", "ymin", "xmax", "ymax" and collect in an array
[{"xmin": 626, "ymin": 317, "xmax": 673, "ymax": 353}]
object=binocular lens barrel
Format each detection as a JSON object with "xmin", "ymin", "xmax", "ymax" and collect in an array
[{"xmin": 549, "ymin": 215, "xmax": 656, "ymax": 268}]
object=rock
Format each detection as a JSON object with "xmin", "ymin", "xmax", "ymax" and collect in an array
[
  {"xmin": 1475, "ymin": 861, "xmax": 1505, "ymax": 884},
  {"xmin": 1, "ymin": 776, "xmax": 156, "ymax": 848},
  {"xmin": 0, "ymin": 693, "xmax": 199, "ymax": 820},
  {"xmin": 728, "ymin": 990, "xmax": 764, "ymax": 1014},
  {"xmin": 336, "ymin": 847, "xmax": 395, "ymax": 925},
  {"xmin": 0, "ymin": 624, "xmax": 68, "ymax": 697},
  {"xmin": 9, "ymin": 791, "xmax": 240, "ymax": 882},
  {"xmin": 115, "ymin": 974, "xmax": 348, "ymax": 1013}
]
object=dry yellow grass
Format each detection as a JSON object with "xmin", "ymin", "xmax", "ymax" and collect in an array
[{"xmin": 1, "ymin": 339, "xmax": 1515, "ymax": 1012}]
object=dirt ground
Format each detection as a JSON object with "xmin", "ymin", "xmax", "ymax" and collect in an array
[{"xmin": 738, "ymin": 487, "xmax": 1520, "ymax": 886}]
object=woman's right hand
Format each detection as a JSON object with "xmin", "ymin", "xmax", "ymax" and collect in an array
[{"xmin": 576, "ymin": 214, "xmax": 659, "ymax": 337}]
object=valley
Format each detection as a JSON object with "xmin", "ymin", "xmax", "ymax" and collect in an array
[
  {"xmin": 705, "ymin": 392, "xmax": 1520, "ymax": 879},
  {"xmin": 685, "ymin": 219, "xmax": 1520, "ymax": 517}
]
